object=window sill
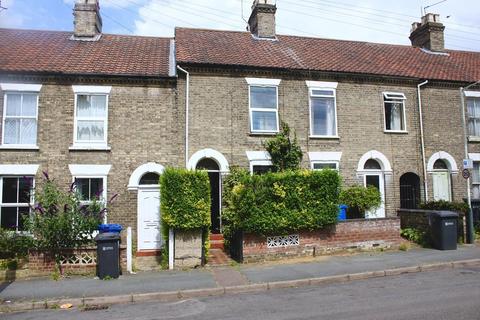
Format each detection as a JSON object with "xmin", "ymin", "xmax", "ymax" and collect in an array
[
  {"xmin": 309, "ymin": 135, "xmax": 339, "ymax": 140},
  {"xmin": 69, "ymin": 144, "xmax": 111, "ymax": 151},
  {"xmin": 0, "ymin": 145, "xmax": 39, "ymax": 150},
  {"xmin": 384, "ymin": 130, "xmax": 408, "ymax": 134},
  {"xmin": 249, "ymin": 131, "xmax": 279, "ymax": 136},
  {"xmin": 468, "ymin": 136, "xmax": 480, "ymax": 142}
]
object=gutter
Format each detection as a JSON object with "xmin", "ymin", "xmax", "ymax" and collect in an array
[
  {"xmin": 417, "ymin": 80, "xmax": 429, "ymax": 202},
  {"xmin": 177, "ymin": 65, "xmax": 189, "ymax": 168}
]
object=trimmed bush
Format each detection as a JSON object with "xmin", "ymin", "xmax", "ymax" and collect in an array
[
  {"xmin": 420, "ymin": 200, "xmax": 469, "ymax": 215},
  {"xmin": 339, "ymin": 185, "xmax": 381, "ymax": 219},
  {"xmin": 160, "ymin": 168, "xmax": 211, "ymax": 266},
  {"xmin": 223, "ymin": 169, "xmax": 341, "ymax": 236},
  {"xmin": 160, "ymin": 168, "xmax": 211, "ymax": 230}
]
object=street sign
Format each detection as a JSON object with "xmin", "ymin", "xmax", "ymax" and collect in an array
[
  {"xmin": 462, "ymin": 169, "xmax": 470, "ymax": 180},
  {"xmin": 463, "ymin": 159, "xmax": 473, "ymax": 169}
]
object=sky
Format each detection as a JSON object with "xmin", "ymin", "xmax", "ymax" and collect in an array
[{"xmin": 0, "ymin": 0, "xmax": 479, "ymax": 51}]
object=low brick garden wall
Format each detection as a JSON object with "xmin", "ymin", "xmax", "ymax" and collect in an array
[
  {"xmin": 398, "ymin": 209, "xmax": 465, "ymax": 243},
  {"xmin": 28, "ymin": 246, "xmax": 127, "ymax": 277},
  {"xmin": 239, "ymin": 218, "xmax": 403, "ymax": 263}
]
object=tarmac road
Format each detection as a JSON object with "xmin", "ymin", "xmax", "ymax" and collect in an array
[{"xmin": 3, "ymin": 266, "xmax": 480, "ymax": 320}]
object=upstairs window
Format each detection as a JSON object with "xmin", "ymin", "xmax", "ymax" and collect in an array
[
  {"xmin": 75, "ymin": 95, "xmax": 107, "ymax": 144},
  {"xmin": 246, "ymin": 78, "xmax": 280, "ymax": 133},
  {"xmin": 1, "ymin": 83, "xmax": 41, "ymax": 148},
  {"xmin": 72, "ymin": 86, "xmax": 111, "ymax": 149},
  {"xmin": 383, "ymin": 92, "xmax": 406, "ymax": 132},
  {"xmin": 467, "ymin": 97, "xmax": 480, "ymax": 137},
  {"xmin": 0, "ymin": 176, "xmax": 33, "ymax": 231},
  {"xmin": 309, "ymin": 88, "xmax": 337, "ymax": 137}
]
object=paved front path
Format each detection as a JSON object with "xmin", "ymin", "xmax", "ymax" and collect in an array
[{"xmin": 0, "ymin": 245, "xmax": 478, "ymax": 303}]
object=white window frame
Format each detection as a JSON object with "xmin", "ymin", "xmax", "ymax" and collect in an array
[
  {"xmin": 308, "ymin": 151, "xmax": 342, "ymax": 171},
  {"xmin": 467, "ymin": 96, "xmax": 480, "ymax": 138},
  {"xmin": 383, "ymin": 92, "xmax": 407, "ymax": 133},
  {"xmin": 306, "ymin": 81, "xmax": 338, "ymax": 138},
  {"xmin": 246, "ymin": 151, "xmax": 273, "ymax": 174},
  {"xmin": 0, "ymin": 176, "xmax": 35, "ymax": 232},
  {"xmin": 0, "ymin": 83, "xmax": 42, "ymax": 149},
  {"xmin": 69, "ymin": 164, "xmax": 110, "ymax": 222},
  {"xmin": 246, "ymin": 78, "xmax": 281, "ymax": 134},
  {"xmin": 311, "ymin": 161, "xmax": 339, "ymax": 171},
  {"xmin": 71, "ymin": 86, "xmax": 111, "ymax": 150}
]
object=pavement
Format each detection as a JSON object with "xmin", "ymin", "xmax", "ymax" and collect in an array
[{"xmin": 1, "ymin": 244, "xmax": 479, "ymax": 313}]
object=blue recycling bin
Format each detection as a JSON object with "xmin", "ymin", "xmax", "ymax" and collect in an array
[
  {"xmin": 98, "ymin": 223, "xmax": 123, "ymax": 233},
  {"xmin": 338, "ymin": 205, "xmax": 348, "ymax": 221}
]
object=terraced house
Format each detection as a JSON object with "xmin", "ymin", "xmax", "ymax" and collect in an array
[{"xmin": 0, "ymin": 0, "xmax": 479, "ymax": 266}]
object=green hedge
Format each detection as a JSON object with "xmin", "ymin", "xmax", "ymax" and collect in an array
[
  {"xmin": 160, "ymin": 168, "xmax": 211, "ymax": 230},
  {"xmin": 420, "ymin": 200, "xmax": 469, "ymax": 215},
  {"xmin": 223, "ymin": 168, "xmax": 341, "ymax": 236},
  {"xmin": 159, "ymin": 168, "xmax": 211, "ymax": 267}
]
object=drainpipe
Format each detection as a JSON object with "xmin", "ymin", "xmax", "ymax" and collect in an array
[
  {"xmin": 460, "ymin": 81, "xmax": 480, "ymax": 244},
  {"xmin": 417, "ymin": 80, "xmax": 429, "ymax": 202},
  {"xmin": 177, "ymin": 65, "xmax": 190, "ymax": 168}
]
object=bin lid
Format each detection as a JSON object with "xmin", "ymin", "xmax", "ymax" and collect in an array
[
  {"xmin": 430, "ymin": 210, "xmax": 459, "ymax": 218},
  {"xmin": 95, "ymin": 232, "xmax": 120, "ymax": 241}
]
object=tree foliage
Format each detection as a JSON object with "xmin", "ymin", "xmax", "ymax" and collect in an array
[{"xmin": 263, "ymin": 122, "xmax": 303, "ymax": 172}]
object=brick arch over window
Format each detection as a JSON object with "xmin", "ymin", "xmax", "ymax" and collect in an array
[
  {"xmin": 427, "ymin": 151, "xmax": 458, "ymax": 173},
  {"xmin": 357, "ymin": 150, "xmax": 392, "ymax": 172},
  {"xmin": 128, "ymin": 162, "xmax": 165, "ymax": 190},
  {"xmin": 187, "ymin": 148, "xmax": 229, "ymax": 172}
]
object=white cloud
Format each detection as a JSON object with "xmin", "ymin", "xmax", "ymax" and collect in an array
[{"xmin": 0, "ymin": 0, "xmax": 25, "ymax": 28}]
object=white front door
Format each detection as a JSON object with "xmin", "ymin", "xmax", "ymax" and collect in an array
[
  {"xmin": 137, "ymin": 187, "xmax": 161, "ymax": 251},
  {"xmin": 433, "ymin": 171, "xmax": 451, "ymax": 201},
  {"xmin": 364, "ymin": 173, "xmax": 385, "ymax": 218}
]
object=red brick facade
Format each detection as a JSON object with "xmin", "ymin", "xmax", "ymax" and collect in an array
[{"xmin": 242, "ymin": 218, "xmax": 404, "ymax": 262}]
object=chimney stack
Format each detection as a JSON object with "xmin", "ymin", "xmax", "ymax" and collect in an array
[
  {"xmin": 73, "ymin": 0, "xmax": 102, "ymax": 40},
  {"xmin": 409, "ymin": 13, "xmax": 445, "ymax": 52},
  {"xmin": 248, "ymin": 0, "xmax": 277, "ymax": 39}
]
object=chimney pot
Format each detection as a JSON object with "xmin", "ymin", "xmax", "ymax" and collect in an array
[
  {"xmin": 409, "ymin": 13, "xmax": 445, "ymax": 52},
  {"xmin": 73, "ymin": 0, "xmax": 102, "ymax": 40},
  {"xmin": 248, "ymin": 0, "xmax": 277, "ymax": 39}
]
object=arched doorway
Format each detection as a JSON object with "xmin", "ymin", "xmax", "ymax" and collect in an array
[
  {"xmin": 427, "ymin": 151, "xmax": 458, "ymax": 202},
  {"xmin": 362, "ymin": 159, "xmax": 386, "ymax": 218},
  {"xmin": 432, "ymin": 159, "xmax": 451, "ymax": 201},
  {"xmin": 196, "ymin": 158, "xmax": 222, "ymax": 234},
  {"xmin": 128, "ymin": 163, "xmax": 164, "ymax": 252},
  {"xmin": 400, "ymin": 173, "xmax": 421, "ymax": 209}
]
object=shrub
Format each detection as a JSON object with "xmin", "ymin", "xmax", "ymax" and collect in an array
[
  {"xmin": 420, "ymin": 200, "xmax": 469, "ymax": 215},
  {"xmin": 26, "ymin": 173, "xmax": 107, "ymax": 272},
  {"xmin": 160, "ymin": 168, "xmax": 211, "ymax": 267},
  {"xmin": 223, "ymin": 169, "xmax": 340, "ymax": 236},
  {"xmin": 401, "ymin": 227, "xmax": 428, "ymax": 246},
  {"xmin": 0, "ymin": 228, "xmax": 34, "ymax": 259},
  {"xmin": 339, "ymin": 185, "xmax": 381, "ymax": 219},
  {"xmin": 263, "ymin": 122, "xmax": 303, "ymax": 172}
]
